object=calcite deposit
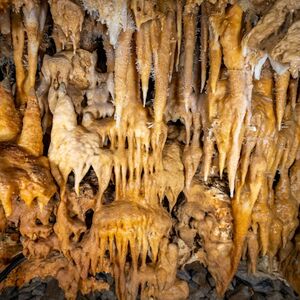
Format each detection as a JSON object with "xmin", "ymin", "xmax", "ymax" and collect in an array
[{"xmin": 0, "ymin": 0, "xmax": 299, "ymax": 299}]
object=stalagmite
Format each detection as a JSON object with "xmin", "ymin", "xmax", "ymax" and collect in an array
[
  {"xmin": 48, "ymin": 83, "xmax": 113, "ymax": 196},
  {"xmin": 251, "ymin": 182, "xmax": 272, "ymax": 257},
  {"xmin": 0, "ymin": 143, "xmax": 56, "ymax": 216},
  {"xmin": 178, "ymin": 175, "xmax": 233, "ymax": 295},
  {"xmin": 18, "ymin": 91, "xmax": 43, "ymax": 156}
]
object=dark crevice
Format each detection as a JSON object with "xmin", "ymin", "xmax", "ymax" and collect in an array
[{"xmin": 84, "ymin": 209, "xmax": 94, "ymax": 230}]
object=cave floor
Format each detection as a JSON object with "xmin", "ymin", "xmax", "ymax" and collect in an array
[{"xmin": 0, "ymin": 260, "xmax": 298, "ymax": 300}]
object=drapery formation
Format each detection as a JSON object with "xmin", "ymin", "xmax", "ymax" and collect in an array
[{"xmin": 0, "ymin": 0, "xmax": 299, "ymax": 299}]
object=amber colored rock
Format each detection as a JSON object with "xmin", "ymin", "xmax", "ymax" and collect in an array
[{"xmin": 0, "ymin": 0, "xmax": 299, "ymax": 299}]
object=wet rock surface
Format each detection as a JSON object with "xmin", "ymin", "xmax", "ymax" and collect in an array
[
  {"xmin": 0, "ymin": 262, "xmax": 299, "ymax": 300},
  {"xmin": 183, "ymin": 262, "xmax": 299, "ymax": 300},
  {"xmin": 0, "ymin": 273, "xmax": 117, "ymax": 300}
]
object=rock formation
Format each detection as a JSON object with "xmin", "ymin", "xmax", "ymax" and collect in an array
[{"xmin": 0, "ymin": 0, "xmax": 299, "ymax": 299}]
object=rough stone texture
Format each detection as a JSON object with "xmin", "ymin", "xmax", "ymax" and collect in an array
[{"xmin": 1, "ymin": 262, "xmax": 298, "ymax": 300}]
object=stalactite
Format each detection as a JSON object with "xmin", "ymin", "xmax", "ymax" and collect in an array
[
  {"xmin": 49, "ymin": 0, "xmax": 84, "ymax": 52},
  {"xmin": 151, "ymin": 13, "xmax": 175, "ymax": 158},
  {"xmin": 114, "ymin": 26, "xmax": 134, "ymax": 128},
  {"xmin": 229, "ymin": 65, "xmax": 277, "ymax": 291},
  {"xmin": 183, "ymin": 6, "xmax": 198, "ymax": 115},
  {"xmin": 10, "ymin": 0, "xmax": 47, "ymax": 105},
  {"xmin": 208, "ymin": 13, "xmax": 222, "ymax": 94},
  {"xmin": 274, "ymin": 71, "xmax": 290, "ymax": 130},
  {"xmin": 219, "ymin": 4, "xmax": 249, "ymax": 197},
  {"xmin": 22, "ymin": 0, "xmax": 47, "ymax": 95},
  {"xmin": 11, "ymin": 10, "xmax": 26, "ymax": 104},
  {"xmin": 136, "ymin": 21, "xmax": 152, "ymax": 106},
  {"xmin": 200, "ymin": 4, "xmax": 208, "ymax": 93}
]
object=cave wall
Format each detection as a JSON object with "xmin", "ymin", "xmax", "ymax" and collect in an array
[{"xmin": 0, "ymin": 0, "xmax": 299, "ymax": 299}]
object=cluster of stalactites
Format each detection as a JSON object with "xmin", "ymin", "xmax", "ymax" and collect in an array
[
  {"xmin": 199, "ymin": 0, "xmax": 300, "ymax": 293},
  {"xmin": 0, "ymin": 0, "xmax": 300, "ymax": 299},
  {"xmin": 42, "ymin": 0, "xmax": 187, "ymax": 208}
]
